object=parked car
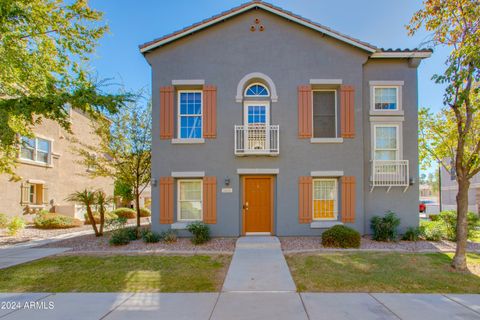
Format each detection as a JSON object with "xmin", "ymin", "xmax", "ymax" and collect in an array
[{"xmin": 419, "ymin": 200, "xmax": 435, "ymax": 213}]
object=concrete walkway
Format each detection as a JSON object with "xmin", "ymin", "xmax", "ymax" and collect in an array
[
  {"xmin": 1, "ymin": 292, "xmax": 479, "ymax": 319},
  {"xmin": 0, "ymin": 247, "xmax": 70, "ymax": 269},
  {"xmin": 222, "ymin": 236, "xmax": 296, "ymax": 292}
]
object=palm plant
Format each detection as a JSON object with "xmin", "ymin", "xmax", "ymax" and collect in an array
[
  {"xmin": 95, "ymin": 190, "xmax": 113, "ymax": 235},
  {"xmin": 66, "ymin": 189, "xmax": 99, "ymax": 236}
]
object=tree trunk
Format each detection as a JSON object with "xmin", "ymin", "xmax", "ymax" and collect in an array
[
  {"xmin": 135, "ymin": 188, "xmax": 141, "ymax": 228},
  {"xmin": 86, "ymin": 205, "xmax": 100, "ymax": 237},
  {"xmin": 452, "ymin": 178, "xmax": 470, "ymax": 271},
  {"xmin": 99, "ymin": 207, "xmax": 105, "ymax": 236}
]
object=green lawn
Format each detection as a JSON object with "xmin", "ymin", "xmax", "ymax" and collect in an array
[
  {"xmin": 470, "ymin": 230, "xmax": 480, "ymax": 242},
  {"xmin": 0, "ymin": 255, "xmax": 231, "ymax": 292},
  {"xmin": 286, "ymin": 252, "xmax": 480, "ymax": 293}
]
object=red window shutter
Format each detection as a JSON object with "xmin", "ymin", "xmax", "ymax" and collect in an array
[
  {"xmin": 340, "ymin": 85, "xmax": 355, "ymax": 138},
  {"xmin": 203, "ymin": 176, "xmax": 217, "ymax": 224},
  {"xmin": 298, "ymin": 85, "xmax": 312, "ymax": 138},
  {"xmin": 341, "ymin": 176, "xmax": 356, "ymax": 223},
  {"xmin": 159, "ymin": 177, "xmax": 174, "ymax": 224},
  {"xmin": 298, "ymin": 176, "xmax": 313, "ymax": 224},
  {"xmin": 203, "ymin": 85, "xmax": 217, "ymax": 138},
  {"xmin": 160, "ymin": 86, "xmax": 174, "ymax": 139}
]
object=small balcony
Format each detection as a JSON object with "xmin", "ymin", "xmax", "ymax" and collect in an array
[
  {"xmin": 234, "ymin": 125, "xmax": 279, "ymax": 156},
  {"xmin": 371, "ymin": 160, "xmax": 409, "ymax": 192}
]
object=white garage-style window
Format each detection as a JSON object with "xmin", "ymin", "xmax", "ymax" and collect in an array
[
  {"xmin": 20, "ymin": 136, "xmax": 51, "ymax": 164},
  {"xmin": 177, "ymin": 179, "xmax": 203, "ymax": 221},
  {"xmin": 312, "ymin": 179, "xmax": 338, "ymax": 220},
  {"xmin": 374, "ymin": 125, "xmax": 399, "ymax": 160},
  {"xmin": 178, "ymin": 90, "xmax": 202, "ymax": 139}
]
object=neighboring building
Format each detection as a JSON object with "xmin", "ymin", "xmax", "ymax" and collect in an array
[
  {"xmin": 0, "ymin": 109, "xmax": 114, "ymax": 220},
  {"xmin": 140, "ymin": 1, "xmax": 431, "ymax": 236},
  {"xmin": 440, "ymin": 166, "xmax": 479, "ymax": 213}
]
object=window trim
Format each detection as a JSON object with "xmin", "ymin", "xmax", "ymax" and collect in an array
[
  {"xmin": 312, "ymin": 178, "xmax": 338, "ymax": 221},
  {"xmin": 177, "ymin": 179, "xmax": 203, "ymax": 222},
  {"xmin": 369, "ymin": 81, "xmax": 404, "ymax": 115},
  {"xmin": 243, "ymin": 101, "xmax": 270, "ymax": 126},
  {"xmin": 19, "ymin": 136, "xmax": 53, "ymax": 166},
  {"xmin": 372, "ymin": 123, "xmax": 401, "ymax": 161},
  {"xmin": 177, "ymin": 90, "xmax": 203, "ymax": 140},
  {"xmin": 244, "ymin": 82, "xmax": 270, "ymax": 97},
  {"xmin": 311, "ymin": 89, "xmax": 338, "ymax": 139}
]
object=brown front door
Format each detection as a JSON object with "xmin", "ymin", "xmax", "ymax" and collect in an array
[{"xmin": 242, "ymin": 176, "xmax": 273, "ymax": 234}]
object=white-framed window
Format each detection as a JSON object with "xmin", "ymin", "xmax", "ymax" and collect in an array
[
  {"xmin": 19, "ymin": 136, "xmax": 52, "ymax": 164},
  {"xmin": 374, "ymin": 124, "xmax": 399, "ymax": 160},
  {"xmin": 177, "ymin": 179, "xmax": 203, "ymax": 221},
  {"xmin": 29, "ymin": 184, "xmax": 36, "ymax": 204},
  {"xmin": 312, "ymin": 90, "xmax": 337, "ymax": 138},
  {"xmin": 21, "ymin": 182, "xmax": 47, "ymax": 205},
  {"xmin": 373, "ymin": 86, "xmax": 398, "ymax": 111},
  {"xmin": 312, "ymin": 178, "xmax": 338, "ymax": 220},
  {"xmin": 244, "ymin": 83, "xmax": 270, "ymax": 97},
  {"xmin": 177, "ymin": 90, "xmax": 202, "ymax": 139}
]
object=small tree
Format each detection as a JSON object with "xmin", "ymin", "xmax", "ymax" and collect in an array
[
  {"xmin": 76, "ymin": 97, "xmax": 151, "ymax": 231},
  {"xmin": 66, "ymin": 189, "xmax": 99, "ymax": 236},
  {"xmin": 95, "ymin": 190, "xmax": 112, "ymax": 236},
  {"xmin": 409, "ymin": 0, "xmax": 480, "ymax": 271}
]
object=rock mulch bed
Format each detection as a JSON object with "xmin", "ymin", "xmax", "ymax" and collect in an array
[
  {"xmin": 39, "ymin": 232, "xmax": 237, "ymax": 253},
  {"xmin": 0, "ymin": 218, "xmax": 151, "ymax": 248},
  {"xmin": 280, "ymin": 236, "xmax": 480, "ymax": 253},
  {"xmin": 0, "ymin": 224, "xmax": 92, "ymax": 247}
]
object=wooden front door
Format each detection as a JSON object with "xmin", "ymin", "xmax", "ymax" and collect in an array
[{"xmin": 242, "ymin": 176, "xmax": 273, "ymax": 234}]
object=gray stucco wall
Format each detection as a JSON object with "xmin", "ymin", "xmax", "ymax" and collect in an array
[{"xmin": 144, "ymin": 9, "xmax": 420, "ymax": 236}]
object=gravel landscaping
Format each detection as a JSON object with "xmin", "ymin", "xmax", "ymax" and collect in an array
[
  {"xmin": 0, "ymin": 218, "xmax": 151, "ymax": 248},
  {"xmin": 280, "ymin": 236, "xmax": 480, "ymax": 252},
  {"xmin": 40, "ymin": 232, "xmax": 237, "ymax": 253}
]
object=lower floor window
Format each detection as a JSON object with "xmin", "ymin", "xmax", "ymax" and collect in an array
[
  {"xmin": 21, "ymin": 183, "xmax": 47, "ymax": 205},
  {"xmin": 313, "ymin": 179, "xmax": 337, "ymax": 220},
  {"xmin": 178, "ymin": 179, "xmax": 202, "ymax": 221}
]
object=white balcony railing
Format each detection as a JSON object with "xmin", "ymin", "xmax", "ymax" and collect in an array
[
  {"xmin": 371, "ymin": 160, "xmax": 409, "ymax": 191},
  {"xmin": 234, "ymin": 125, "xmax": 279, "ymax": 156}
]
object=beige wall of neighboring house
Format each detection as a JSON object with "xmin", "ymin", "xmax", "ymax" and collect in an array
[{"xmin": 0, "ymin": 109, "xmax": 113, "ymax": 219}]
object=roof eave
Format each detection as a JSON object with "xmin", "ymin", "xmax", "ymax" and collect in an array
[{"xmin": 370, "ymin": 51, "xmax": 432, "ymax": 59}]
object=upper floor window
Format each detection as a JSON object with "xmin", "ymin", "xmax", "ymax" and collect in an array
[
  {"xmin": 374, "ymin": 87, "xmax": 398, "ymax": 110},
  {"xmin": 313, "ymin": 90, "xmax": 337, "ymax": 138},
  {"xmin": 20, "ymin": 136, "xmax": 51, "ymax": 164},
  {"xmin": 244, "ymin": 83, "xmax": 269, "ymax": 97},
  {"xmin": 178, "ymin": 91, "xmax": 202, "ymax": 139},
  {"xmin": 374, "ymin": 125, "xmax": 399, "ymax": 160}
]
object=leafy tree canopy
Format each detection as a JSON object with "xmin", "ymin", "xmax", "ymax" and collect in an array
[{"xmin": 0, "ymin": 0, "xmax": 132, "ymax": 178}]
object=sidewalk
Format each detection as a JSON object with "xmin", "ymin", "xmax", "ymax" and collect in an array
[
  {"xmin": 1, "ymin": 292, "xmax": 479, "ymax": 319},
  {"xmin": 0, "ymin": 247, "xmax": 70, "ymax": 270}
]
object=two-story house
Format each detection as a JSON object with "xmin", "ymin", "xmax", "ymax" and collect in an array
[
  {"xmin": 0, "ymin": 108, "xmax": 113, "ymax": 220},
  {"xmin": 140, "ymin": 1, "xmax": 431, "ymax": 236}
]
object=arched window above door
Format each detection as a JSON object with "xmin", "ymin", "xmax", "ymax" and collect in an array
[{"xmin": 244, "ymin": 83, "xmax": 269, "ymax": 97}]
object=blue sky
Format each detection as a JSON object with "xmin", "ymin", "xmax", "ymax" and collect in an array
[{"xmin": 88, "ymin": 0, "xmax": 448, "ymax": 173}]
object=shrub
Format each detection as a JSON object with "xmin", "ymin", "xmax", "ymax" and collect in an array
[
  {"xmin": 402, "ymin": 227, "xmax": 421, "ymax": 241},
  {"xmin": 34, "ymin": 213, "xmax": 82, "ymax": 229},
  {"xmin": 161, "ymin": 229, "xmax": 178, "ymax": 243},
  {"xmin": 38, "ymin": 209, "xmax": 50, "ymax": 216},
  {"xmin": 321, "ymin": 225, "xmax": 361, "ymax": 248},
  {"xmin": 142, "ymin": 230, "xmax": 161, "ymax": 243},
  {"xmin": 125, "ymin": 227, "xmax": 139, "ymax": 240},
  {"xmin": 139, "ymin": 208, "xmax": 151, "ymax": 217},
  {"xmin": 7, "ymin": 217, "xmax": 25, "ymax": 236},
  {"xmin": 111, "ymin": 208, "xmax": 136, "ymax": 219},
  {"xmin": 420, "ymin": 221, "xmax": 445, "ymax": 241},
  {"xmin": 429, "ymin": 214, "xmax": 440, "ymax": 221},
  {"xmin": 109, "ymin": 229, "xmax": 131, "ymax": 246},
  {"xmin": 438, "ymin": 210, "xmax": 480, "ymax": 241},
  {"xmin": 0, "ymin": 213, "xmax": 8, "ymax": 228},
  {"xmin": 370, "ymin": 211, "xmax": 401, "ymax": 242},
  {"xmin": 84, "ymin": 212, "xmax": 117, "ymax": 225},
  {"xmin": 186, "ymin": 222, "xmax": 211, "ymax": 244}
]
